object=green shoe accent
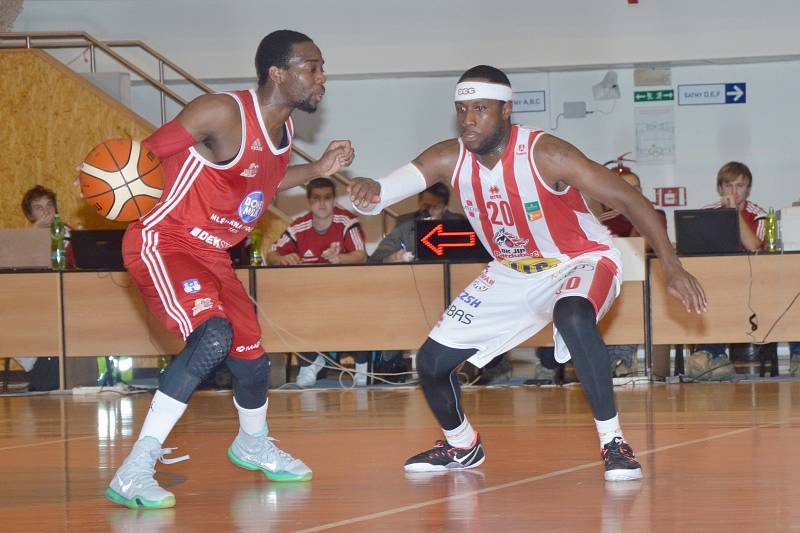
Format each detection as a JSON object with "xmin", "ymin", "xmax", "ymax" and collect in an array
[
  {"xmin": 105, "ymin": 487, "xmax": 176, "ymax": 509},
  {"xmin": 227, "ymin": 447, "xmax": 312, "ymax": 482}
]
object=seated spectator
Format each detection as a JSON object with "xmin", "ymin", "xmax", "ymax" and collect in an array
[
  {"xmin": 15, "ymin": 186, "xmax": 73, "ymax": 387},
  {"xmin": 266, "ymin": 177, "xmax": 367, "ymax": 266},
  {"xmin": 686, "ymin": 161, "xmax": 772, "ymax": 380},
  {"xmin": 369, "ymin": 182, "xmax": 466, "ymax": 263},
  {"xmin": 21, "ymin": 185, "xmax": 75, "ymax": 267},
  {"xmin": 266, "ymin": 177, "xmax": 369, "ymax": 387}
]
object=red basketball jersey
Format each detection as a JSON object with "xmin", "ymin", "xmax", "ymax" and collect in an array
[
  {"xmin": 270, "ymin": 207, "xmax": 366, "ymax": 264},
  {"xmin": 134, "ymin": 89, "xmax": 293, "ymax": 251}
]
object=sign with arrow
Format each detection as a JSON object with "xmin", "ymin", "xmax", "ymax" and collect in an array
[
  {"xmin": 678, "ymin": 83, "xmax": 747, "ymax": 106},
  {"xmin": 420, "ymin": 223, "xmax": 478, "ymax": 256}
]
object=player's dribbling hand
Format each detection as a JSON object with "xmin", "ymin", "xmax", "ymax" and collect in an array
[
  {"xmin": 279, "ymin": 253, "xmax": 302, "ymax": 266},
  {"xmin": 73, "ymin": 166, "xmax": 84, "ymax": 198},
  {"xmin": 348, "ymin": 177, "xmax": 381, "ymax": 210},
  {"xmin": 315, "ymin": 140, "xmax": 354, "ymax": 176},
  {"xmin": 665, "ymin": 264, "xmax": 708, "ymax": 314}
]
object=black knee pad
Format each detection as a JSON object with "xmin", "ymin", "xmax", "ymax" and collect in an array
[
  {"xmin": 184, "ymin": 316, "xmax": 233, "ymax": 378},
  {"xmin": 227, "ymin": 353, "xmax": 270, "ymax": 409},
  {"xmin": 417, "ymin": 337, "xmax": 477, "ymax": 382},
  {"xmin": 553, "ymin": 296, "xmax": 597, "ymax": 335},
  {"xmin": 158, "ymin": 316, "xmax": 233, "ymax": 403}
]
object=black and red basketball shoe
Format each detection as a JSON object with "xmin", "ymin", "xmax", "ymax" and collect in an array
[
  {"xmin": 602, "ymin": 437, "xmax": 643, "ymax": 481},
  {"xmin": 404, "ymin": 436, "xmax": 485, "ymax": 472}
]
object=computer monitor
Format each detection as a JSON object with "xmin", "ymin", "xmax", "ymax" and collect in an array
[
  {"xmin": 414, "ymin": 219, "xmax": 491, "ymax": 262},
  {"xmin": 674, "ymin": 208, "xmax": 741, "ymax": 256},
  {"xmin": 70, "ymin": 229, "xmax": 126, "ymax": 269}
]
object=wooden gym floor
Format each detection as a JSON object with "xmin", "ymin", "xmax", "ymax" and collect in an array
[{"xmin": 1, "ymin": 382, "xmax": 799, "ymax": 532}]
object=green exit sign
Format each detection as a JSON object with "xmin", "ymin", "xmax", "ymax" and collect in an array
[{"xmin": 634, "ymin": 89, "xmax": 674, "ymax": 102}]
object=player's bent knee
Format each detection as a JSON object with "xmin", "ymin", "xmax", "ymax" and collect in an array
[
  {"xmin": 417, "ymin": 338, "xmax": 477, "ymax": 381},
  {"xmin": 184, "ymin": 316, "xmax": 233, "ymax": 378},
  {"xmin": 553, "ymin": 296, "xmax": 597, "ymax": 334}
]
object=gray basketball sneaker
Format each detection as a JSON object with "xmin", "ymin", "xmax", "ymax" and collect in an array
[
  {"xmin": 106, "ymin": 436, "xmax": 189, "ymax": 509},
  {"xmin": 228, "ymin": 429, "xmax": 312, "ymax": 481}
]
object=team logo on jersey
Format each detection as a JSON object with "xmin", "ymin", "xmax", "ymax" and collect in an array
[
  {"xmin": 303, "ymin": 250, "xmax": 314, "ymax": 258},
  {"xmin": 182, "ymin": 278, "xmax": 201, "ymax": 294},
  {"xmin": 240, "ymin": 162, "xmax": 260, "ymax": 178},
  {"xmin": 524, "ymin": 201, "xmax": 542, "ymax": 221},
  {"xmin": 238, "ymin": 191, "xmax": 264, "ymax": 224},
  {"xmin": 250, "ymin": 138, "xmax": 264, "ymax": 152},
  {"xmin": 493, "ymin": 228, "xmax": 529, "ymax": 259},
  {"xmin": 464, "ymin": 199, "xmax": 479, "ymax": 218},
  {"xmin": 192, "ymin": 297, "xmax": 214, "ymax": 316},
  {"xmin": 516, "ymin": 143, "xmax": 527, "ymax": 154},
  {"xmin": 488, "ymin": 185, "xmax": 502, "ymax": 200}
]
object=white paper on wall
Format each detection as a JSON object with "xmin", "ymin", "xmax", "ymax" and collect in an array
[{"xmin": 635, "ymin": 106, "xmax": 675, "ymax": 164}]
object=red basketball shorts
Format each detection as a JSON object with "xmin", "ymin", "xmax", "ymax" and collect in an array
[{"xmin": 122, "ymin": 226, "xmax": 262, "ymax": 359}]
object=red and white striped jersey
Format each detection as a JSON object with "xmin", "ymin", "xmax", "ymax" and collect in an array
[
  {"xmin": 133, "ymin": 89, "xmax": 293, "ymax": 251},
  {"xmin": 702, "ymin": 200, "xmax": 766, "ymax": 242},
  {"xmin": 270, "ymin": 207, "xmax": 365, "ymax": 264},
  {"xmin": 452, "ymin": 125, "xmax": 614, "ymax": 272}
]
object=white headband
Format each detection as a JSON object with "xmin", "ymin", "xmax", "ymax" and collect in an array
[{"xmin": 454, "ymin": 81, "xmax": 512, "ymax": 102}]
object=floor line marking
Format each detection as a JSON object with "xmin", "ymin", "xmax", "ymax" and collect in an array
[
  {"xmin": 0, "ymin": 435, "xmax": 96, "ymax": 452},
  {"xmin": 293, "ymin": 421, "xmax": 783, "ymax": 532}
]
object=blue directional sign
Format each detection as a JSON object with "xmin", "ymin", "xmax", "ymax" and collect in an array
[
  {"xmin": 725, "ymin": 83, "xmax": 746, "ymax": 104},
  {"xmin": 678, "ymin": 83, "xmax": 747, "ymax": 106}
]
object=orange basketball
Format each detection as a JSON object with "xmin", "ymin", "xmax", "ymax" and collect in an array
[{"xmin": 79, "ymin": 138, "xmax": 163, "ymax": 221}]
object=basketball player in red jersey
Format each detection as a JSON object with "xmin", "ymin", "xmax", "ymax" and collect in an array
[
  {"xmin": 349, "ymin": 65, "xmax": 707, "ymax": 481},
  {"xmin": 106, "ymin": 30, "xmax": 354, "ymax": 509}
]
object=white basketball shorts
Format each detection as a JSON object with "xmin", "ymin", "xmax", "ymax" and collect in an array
[{"xmin": 429, "ymin": 251, "xmax": 623, "ymax": 369}]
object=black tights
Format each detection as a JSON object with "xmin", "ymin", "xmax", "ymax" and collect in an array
[
  {"xmin": 417, "ymin": 296, "xmax": 618, "ymax": 430},
  {"xmin": 552, "ymin": 297, "xmax": 617, "ymax": 421}
]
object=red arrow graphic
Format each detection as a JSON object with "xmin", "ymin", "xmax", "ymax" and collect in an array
[{"xmin": 420, "ymin": 223, "xmax": 478, "ymax": 256}]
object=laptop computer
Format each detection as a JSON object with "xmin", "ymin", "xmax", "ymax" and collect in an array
[
  {"xmin": 414, "ymin": 219, "xmax": 491, "ymax": 262},
  {"xmin": 70, "ymin": 229, "xmax": 126, "ymax": 269},
  {"xmin": 674, "ymin": 208, "xmax": 741, "ymax": 255},
  {"xmin": 0, "ymin": 228, "xmax": 52, "ymax": 268}
]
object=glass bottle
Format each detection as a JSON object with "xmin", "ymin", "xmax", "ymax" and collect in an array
[
  {"xmin": 50, "ymin": 213, "xmax": 67, "ymax": 270},
  {"xmin": 249, "ymin": 227, "xmax": 263, "ymax": 266}
]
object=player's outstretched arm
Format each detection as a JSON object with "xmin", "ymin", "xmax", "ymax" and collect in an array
[
  {"xmin": 348, "ymin": 139, "xmax": 459, "ymax": 214},
  {"xmin": 534, "ymin": 134, "xmax": 708, "ymax": 314},
  {"xmin": 278, "ymin": 140, "xmax": 354, "ymax": 192},
  {"xmin": 143, "ymin": 94, "xmax": 240, "ymax": 161}
]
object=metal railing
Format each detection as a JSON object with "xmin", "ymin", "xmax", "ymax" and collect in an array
[{"xmin": 0, "ymin": 31, "xmax": 399, "ymax": 229}]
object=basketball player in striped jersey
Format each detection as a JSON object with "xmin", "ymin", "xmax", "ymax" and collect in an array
[
  {"xmin": 349, "ymin": 65, "xmax": 707, "ymax": 480},
  {"xmin": 106, "ymin": 30, "xmax": 354, "ymax": 509}
]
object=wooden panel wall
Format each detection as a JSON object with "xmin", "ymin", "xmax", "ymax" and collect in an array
[{"xmin": 0, "ymin": 50, "xmax": 154, "ymax": 230}]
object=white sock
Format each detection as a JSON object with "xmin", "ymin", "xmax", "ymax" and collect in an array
[
  {"xmin": 443, "ymin": 417, "xmax": 477, "ymax": 449},
  {"xmin": 595, "ymin": 414, "xmax": 624, "ymax": 447},
  {"xmin": 355, "ymin": 362, "xmax": 368, "ymax": 375},
  {"xmin": 138, "ymin": 390, "xmax": 187, "ymax": 444},
  {"xmin": 235, "ymin": 398, "xmax": 268, "ymax": 436}
]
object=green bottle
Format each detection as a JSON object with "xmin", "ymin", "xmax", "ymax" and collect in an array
[
  {"xmin": 249, "ymin": 227, "xmax": 263, "ymax": 266},
  {"xmin": 765, "ymin": 208, "xmax": 779, "ymax": 253},
  {"xmin": 50, "ymin": 213, "xmax": 66, "ymax": 270}
]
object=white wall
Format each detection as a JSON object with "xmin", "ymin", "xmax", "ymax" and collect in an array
[
  {"xmin": 14, "ymin": 0, "xmax": 800, "ymax": 78},
  {"xmin": 204, "ymin": 62, "xmax": 800, "ymax": 245}
]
